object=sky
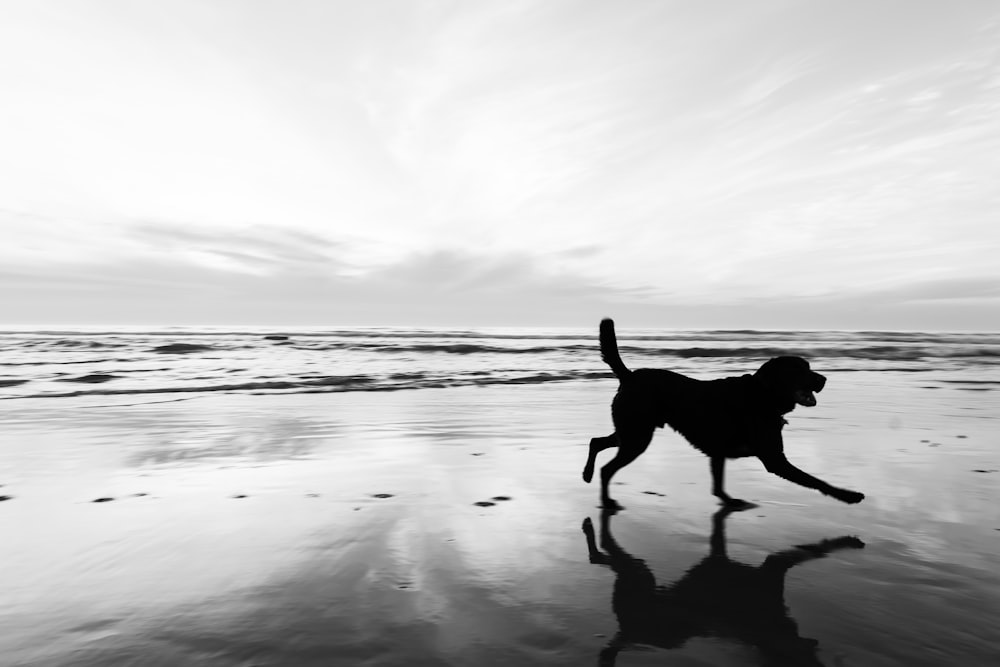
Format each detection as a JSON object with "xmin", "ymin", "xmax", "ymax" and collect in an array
[{"xmin": 1, "ymin": 0, "xmax": 998, "ymax": 329}]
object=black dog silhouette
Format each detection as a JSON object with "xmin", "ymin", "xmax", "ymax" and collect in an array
[
  {"xmin": 584, "ymin": 318, "xmax": 865, "ymax": 510},
  {"xmin": 583, "ymin": 508, "xmax": 864, "ymax": 666}
]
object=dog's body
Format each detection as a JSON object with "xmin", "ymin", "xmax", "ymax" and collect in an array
[{"xmin": 583, "ymin": 319, "xmax": 865, "ymax": 509}]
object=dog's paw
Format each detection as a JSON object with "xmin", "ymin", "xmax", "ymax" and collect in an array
[
  {"xmin": 721, "ymin": 498, "xmax": 757, "ymax": 511},
  {"xmin": 831, "ymin": 489, "xmax": 865, "ymax": 504}
]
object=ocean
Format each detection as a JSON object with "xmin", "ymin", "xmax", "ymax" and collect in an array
[{"xmin": 2, "ymin": 326, "xmax": 998, "ymax": 402}]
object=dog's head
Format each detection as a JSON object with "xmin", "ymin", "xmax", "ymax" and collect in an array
[{"xmin": 754, "ymin": 356, "xmax": 826, "ymax": 411}]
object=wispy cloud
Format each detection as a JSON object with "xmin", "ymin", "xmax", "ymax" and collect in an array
[{"xmin": 0, "ymin": 241, "xmax": 641, "ymax": 326}]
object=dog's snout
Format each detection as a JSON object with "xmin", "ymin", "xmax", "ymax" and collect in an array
[{"xmin": 812, "ymin": 373, "xmax": 826, "ymax": 393}]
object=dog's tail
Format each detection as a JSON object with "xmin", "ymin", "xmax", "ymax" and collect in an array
[{"xmin": 599, "ymin": 318, "xmax": 631, "ymax": 380}]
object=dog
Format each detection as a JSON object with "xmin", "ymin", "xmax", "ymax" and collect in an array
[
  {"xmin": 583, "ymin": 508, "xmax": 865, "ymax": 666},
  {"xmin": 583, "ymin": 318, "xmax": 865, "ymax": 510}
]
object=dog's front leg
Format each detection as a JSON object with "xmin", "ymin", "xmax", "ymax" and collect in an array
[
  {"xmin": 760, "ymin": 455, "xmax": 865, "ymax": 504},
  {"xmin": 711, "ymin": 457, "xmax": 751, "ymax": 508},
  {"xmin": 710, "ymin": 456, "xmax": 730, "ymax": 502}
]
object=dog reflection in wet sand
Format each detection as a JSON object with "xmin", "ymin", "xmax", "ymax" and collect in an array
[{"xmin": 583, "ymin": 508, "xmax": 864, "ymax": 666}]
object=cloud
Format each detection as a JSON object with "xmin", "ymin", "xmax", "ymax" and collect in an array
[
  {"xmin": 2, "ymin": 235, "xmax": 997, "ymax": 330},
  {"xmin": 124, "ymin": 223, "xmax": 348, "ymax": 274},
  {"xmin": 0, "ymin": 241, "xmax": 638, "ymax": 326},
  {"xmin": 855, "ymin": 276, "xmax": 1000, "ymax": 304}
]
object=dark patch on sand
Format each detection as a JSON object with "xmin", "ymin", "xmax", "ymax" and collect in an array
[
  {"xmin": 470, "ymin": 452, "xmax": 485, "ymax": 456},
  {"xmin": 372, "ymin": 493, "xmax": 394, "ymax": 499},
  {"xmin": 473, "ymin": 501, "xmax": 496, "ymax": 507},
  {"xmin": 152, "ymin": 343, "xmax": 213, "ymax": 354},
  {"xmin": 956, "ymin": 435, "xmax": 967, "ymax": 438},
  {"xmin": 0, "ymin": 379, "xmax": 28, "ymax": 387},
  {"xmin": 263, "ymin": 335, "xmax": 289, "ymax": 341},
  {"xmin": 306, "ymin": 493, "xmax": 320, "ymax": 498},
  {"xmin": 92, "ymin": 497, "xmax": 114, "ymax": 503},
  {"xmin": 491, "ymin": 496, "xmax": 512, "ymax": 501},
  {"xmin": 232, "ymin": 494, "xmax": 248, "ymax": 499},
  {"xmin": 0, "ymin": 495, "xmax": 12, "ymax": 502},
  {"xmin": 57, "ymin": 373, "xmax": 119, "ymax": 384},
  {"xmin": 642, "ymin": 491, "xmax": 666, "ymax": 496},
  {"xmin": 972, "ymin": 469, "xmax": 997, "ymax": 474},
  {"xmin": 132, "ymin": 493, "xmax": 148, "ymax": 497}
]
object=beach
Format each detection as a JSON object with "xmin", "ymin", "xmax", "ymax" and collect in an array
[
  {"xmin": 1, "ymin": 370, "xmax": 998, "ymax": 666},
  {"xmin": 5, "ymin": 1, "xmax": 1000, "ymax": 663}
]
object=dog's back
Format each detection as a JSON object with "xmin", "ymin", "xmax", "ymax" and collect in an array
[{"xmin": 600, "ymin": 319, "xmax": 775, "ymax": 456}]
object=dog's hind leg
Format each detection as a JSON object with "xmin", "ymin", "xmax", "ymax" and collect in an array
[
  {"xmin": 583, "ymin": 433, "xmax": 617, "ymax": 483},
  {"xmin": 599, "ymin": 428, "xmax": 653, "ymax": 511}
]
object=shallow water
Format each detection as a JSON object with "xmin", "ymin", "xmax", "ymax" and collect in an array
[
  {"xmin": 1, "ymin": 325, "xmax": 996, "ymax": 400},
  {"xmin": 0, "ymin": 372, "xmax": 998, "ymax": 665}
]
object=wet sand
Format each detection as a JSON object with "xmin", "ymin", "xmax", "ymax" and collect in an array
[{"xmin": 1, "ymin": 378, "xmax": 998, "ymax": 666}]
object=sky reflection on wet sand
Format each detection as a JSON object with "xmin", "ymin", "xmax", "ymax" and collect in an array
[{"xmin": 0, "ymin": 379, "xmax": 997, "ymax": 666}]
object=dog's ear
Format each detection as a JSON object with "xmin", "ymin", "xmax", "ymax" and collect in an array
[
  {"xmin": 755, "ymin": 357, "xmax": 800, "ymax": 387},
  {"xmin": 756, "ymin": 356, "xmax": 813, "ymax": 379}
]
